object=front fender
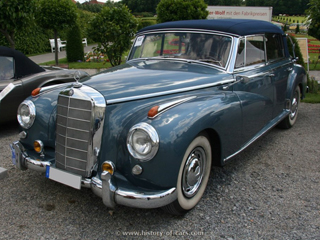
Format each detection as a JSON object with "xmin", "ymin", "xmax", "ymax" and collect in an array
[
  {"xmin": 106, "ymin": 91, "xmax": 242, "ymax": 189},
  {"xmin": 19, "ymin": 88, "xmax": 62, "ymax": 150}
]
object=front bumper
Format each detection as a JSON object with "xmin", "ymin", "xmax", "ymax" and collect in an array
[{"xmin": 11, "ymin": 141, "xmax": 177, "ymax": 209}]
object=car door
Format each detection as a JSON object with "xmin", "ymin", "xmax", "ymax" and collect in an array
[
  {"xmin": 232, "ymin": 35, "xmax": 275, "ymax": 144},
  {"xmin": 265, "ymin": 33, "xmax": 292, "ymax": 118}
]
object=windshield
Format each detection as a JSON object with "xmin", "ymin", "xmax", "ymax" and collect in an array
[{"xmin": 128, "ymin": 32, "xmax": 232, "ymax": 68}]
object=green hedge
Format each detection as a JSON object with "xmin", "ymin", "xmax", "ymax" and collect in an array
[
  {"xmin": 66, "ymin": 24, "xmax": 84, "ymax": 62},
  {"xmin": 0, "ymin": 25, "xmax": 53, "ymax": 54},
  {"xmin": 137, "ymin": 19, "xmax": 157, "ymax": 31},
  {"xmin": 0, "ymin": 9, "xmax": 95, "ymax": 55}
]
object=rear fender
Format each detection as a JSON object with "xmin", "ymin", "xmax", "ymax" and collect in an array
[{"xmin": 286, "ymin": 64, "xmax": 307, "ymax": 100}]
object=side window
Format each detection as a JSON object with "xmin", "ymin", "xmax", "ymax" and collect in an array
[
  {"xmin": 0, "ymin": 57, "xmax": 14, "ymax": 80},
  {"xmin": 235, "ymin": 38, "xmax": 245, "ymax": 68},
  {"xmin": 265, "ymin": 33, "xmax": 285, "ymax": 62},
  {"xmin": 235, "ymin": 35, "xmax": 265, "ymax": 68},
  {"xmin": 245, "ymin": 36, "xmax": 265, "ymax": 66}
]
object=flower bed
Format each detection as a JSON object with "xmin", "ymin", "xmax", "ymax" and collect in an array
[
  {"xmin": 84, "ymin": 50, "xmax": 109, "ymax": 62},
  {"xmin": 156, "ymin": 49, "xmax": 179, "ymax": 55},
  {"xmin": 168, "ymin": 38, "xmax": 185, "ymax": 46}
]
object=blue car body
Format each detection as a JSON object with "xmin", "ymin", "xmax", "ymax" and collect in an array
[{"xmin": 11, "ymin": 19, "xmax": 307, "ymax": 214}]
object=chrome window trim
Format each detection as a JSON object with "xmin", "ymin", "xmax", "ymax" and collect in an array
[
  {"xmin": 137, "ymin": 28, "xmax": 240, "ymax": 37},
  {"xmin": 106, "ymin": 79, "xmax": 235, "ymax": 104}
]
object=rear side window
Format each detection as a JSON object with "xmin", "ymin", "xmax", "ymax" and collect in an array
[
  {"xmin": 235, "ymin": 35, "xmax": 265, "ymax": 68},
  {"xmin": 265, "ymin": 33, "xmax": 285, "ymax": 62},
  {"xmin": 0, "ymin": 57, "xmax": 14, "ymax": 80}
]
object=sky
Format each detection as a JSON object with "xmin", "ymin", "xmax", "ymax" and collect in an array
[{"xmin": 77, "ymin": 0, "xmax": 120, "ymax": 3}]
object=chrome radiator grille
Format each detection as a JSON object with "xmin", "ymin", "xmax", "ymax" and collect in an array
[{"xmin": 55, "ymin": 86, "xmax": 106, "ymax": 177}]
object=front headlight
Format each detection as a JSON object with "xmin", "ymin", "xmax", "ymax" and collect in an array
[
  {"xmin": 17, "ymin": 100, "xmax": 36, "ymax": 129},
  {"xmin": 127, "ymin": 122, "xmax": 159, "ymax": 161}
]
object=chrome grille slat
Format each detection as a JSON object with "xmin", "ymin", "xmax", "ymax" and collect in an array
[
  {"xmin": 55, "ymin": 86, "xmax": 106, "ymax": 178},
  {"xmin": 55, "ymin": 91, "xmax": 93, "ymax": 176}
]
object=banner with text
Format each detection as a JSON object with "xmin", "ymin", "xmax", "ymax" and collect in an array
[{"xmin": 207, "ymin": 6, "xmax": 272, "ymax": 22}]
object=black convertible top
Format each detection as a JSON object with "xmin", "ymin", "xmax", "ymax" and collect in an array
[
  {"xmin": 139, "ymin": 19, "xmax": 284, "ymax": 36},
  {"xmin": 0, "ymin": 46, "xmax": 45, "ymax": 78}
]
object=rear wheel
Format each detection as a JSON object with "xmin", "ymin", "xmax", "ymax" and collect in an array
[
  {"xmin": 278, "ymin": 85, "xmax": 301, "ymax": 129},
  {"xmin": 163, "ymin": 135, "xmax": 212, "ymax": 215}
]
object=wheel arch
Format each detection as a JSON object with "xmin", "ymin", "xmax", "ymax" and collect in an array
[
  {"xmin": 286, "ymin": 64, "xmax": 307, "ymax": 100},
  {"xmin": 199, "ymin": 128, "xmax": 222, "ymax": 167}
]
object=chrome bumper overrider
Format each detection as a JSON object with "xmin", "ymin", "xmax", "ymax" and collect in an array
[{"xmin": 11, "ymin": 141, "xmax": 177, "ymax": 209}]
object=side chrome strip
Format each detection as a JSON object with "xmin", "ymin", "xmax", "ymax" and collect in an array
[
  {"xmin": 148, "ymin": 96, "xmax": 197, "ymax": 119},
  {"xmin": 107, "ymin": 79, "xmax": 235, "ymax": 104},
  {"xmin": 223, "ymin": 110, "xmax": 290, "ymax": 162}
]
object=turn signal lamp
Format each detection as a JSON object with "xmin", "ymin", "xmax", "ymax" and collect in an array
[
  {"xmin": 34, "ymin": 140, "xmax": 44, "ymax": 153},
  {"xmin": 148, "ymin": 106, "xmax": 159, "ymax": 118},
  {"xmin": 102, "ymin": 161, "xmax": 115, "ymax": 175},
  {"xmin": 31, "ymin": 88, "xmax": 41, "ymax": 97}
]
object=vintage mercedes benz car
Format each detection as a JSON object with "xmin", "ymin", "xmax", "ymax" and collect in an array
[
  {"xmin": 11, "ymin": 19, "xmax": 306, "ymax": 215},
  {"xmin": 0, "ymin": 46, "xmax": 88, "ymax": 124}
]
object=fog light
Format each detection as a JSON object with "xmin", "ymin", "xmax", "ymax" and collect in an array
[
  {"xmin": 102, "ymin": 161, "xmax": 115, "ymax": 175},
  {"xmin": 132, "ymin": 165, "xmax": 143, "ymax": 175},
  {"xmin": 34, "ymin": 140, "xmax": 44, "ymax": 154}
]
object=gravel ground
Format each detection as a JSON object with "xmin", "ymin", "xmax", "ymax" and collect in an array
[{"xmin": 0, "ymin": 102, "xmax": 319, "ymax": 240}]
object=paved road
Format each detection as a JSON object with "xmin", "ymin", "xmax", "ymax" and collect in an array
[
  {"xmin": 29, "ymin": 44, "xmax": 97, "ymax": 64},
  {"xmin": 0, "ymin": 103, "xmax": 319, "ymax": 239}
]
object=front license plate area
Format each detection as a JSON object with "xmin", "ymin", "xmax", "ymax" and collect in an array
[{"xmin": 46, "ymin": 166, "xmax": 81, "ymax": 190}]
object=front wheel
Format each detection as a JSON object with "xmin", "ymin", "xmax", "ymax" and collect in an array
[
  {"xmin": 278, "ymin": 85, "xmax": 301, "ymax": 129},
  {"xmin": 162, "ymin": 135, "xmax": 212, "ymax": 215}
]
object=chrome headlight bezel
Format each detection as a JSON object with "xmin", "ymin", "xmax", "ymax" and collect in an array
[
  {"xmin": 127, "ymin": 122, "xmax": 159, "ymax": 161},
  {"xmin": 17, "ymin": 100, "xmax": 36, "ymax": 129}
]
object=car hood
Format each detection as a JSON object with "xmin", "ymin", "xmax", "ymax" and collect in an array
[{"xmin": 81, "ymin": 60, "xmax": 233, "ymax": 103}]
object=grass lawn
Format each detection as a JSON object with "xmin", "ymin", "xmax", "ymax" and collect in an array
[
  {"xmin": 40, "ymin": 58, "xmax": 113, "ymax": 69},
  {"xmin": 287, "ymin": 34, "xmax": 320, "ymax": 70},
  {"xmin": 274, "ymin": 16, "xmax": 308, "ymax": 25},
  {"xmin": 302, "ymin": 93, "xmax": 320, "ymax": 103}
]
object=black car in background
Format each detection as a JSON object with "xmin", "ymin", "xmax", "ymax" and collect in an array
[{"xmin": 0, "ymin": 46, "xmax": 89, "ymax": 124}]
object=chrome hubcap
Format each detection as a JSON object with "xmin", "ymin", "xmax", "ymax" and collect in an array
[
  {"xmin": 182, "ymin": 147, "xmax": 206, "ymax": 198},
  {"xmin": 290, "ymin": 91, "xmax": 299, "ymax": 119}
]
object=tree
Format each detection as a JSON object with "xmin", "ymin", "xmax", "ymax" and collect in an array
[
  {"xmin": 246, "ymin": 0, "xmax": 310, "ymax": 16},
  {"xmin": 0, "ymin": 0, "xmax": 35, "ymax": 49},
  {"xmin": 36, "ymin": 0, "xmax": 77, "ymax": 65},
  {"xmin": 66, "ymin": 24, "xmax": 84, "ymax": 62},
  {"xmin": 121, "ymin": 0, "xmax": 161, "ymax": 14},
  {"xmin": 204, "ymin": 0, "xmax": 242, "ymax": 5},
  {"xmin": 88, "ymin": 5, "xmax": 138, "ymax": 66},
  {"xmin": 295, "ymin": 21, "xmax": 300, "ymax": 34},
  {"xmin": 157, "ymin": 0, "xmax": 208, "ymax": 23},
  {"xmin": 76, "ymin": 9, "xmax": 95, "ymax": 44},
  {"xmin": 307, "ymin": 0, "xmax": 320, "ymax": 40},
  {"xmin": 77, "ymin": 2, "xmax": 103, "ymax": 13}
]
